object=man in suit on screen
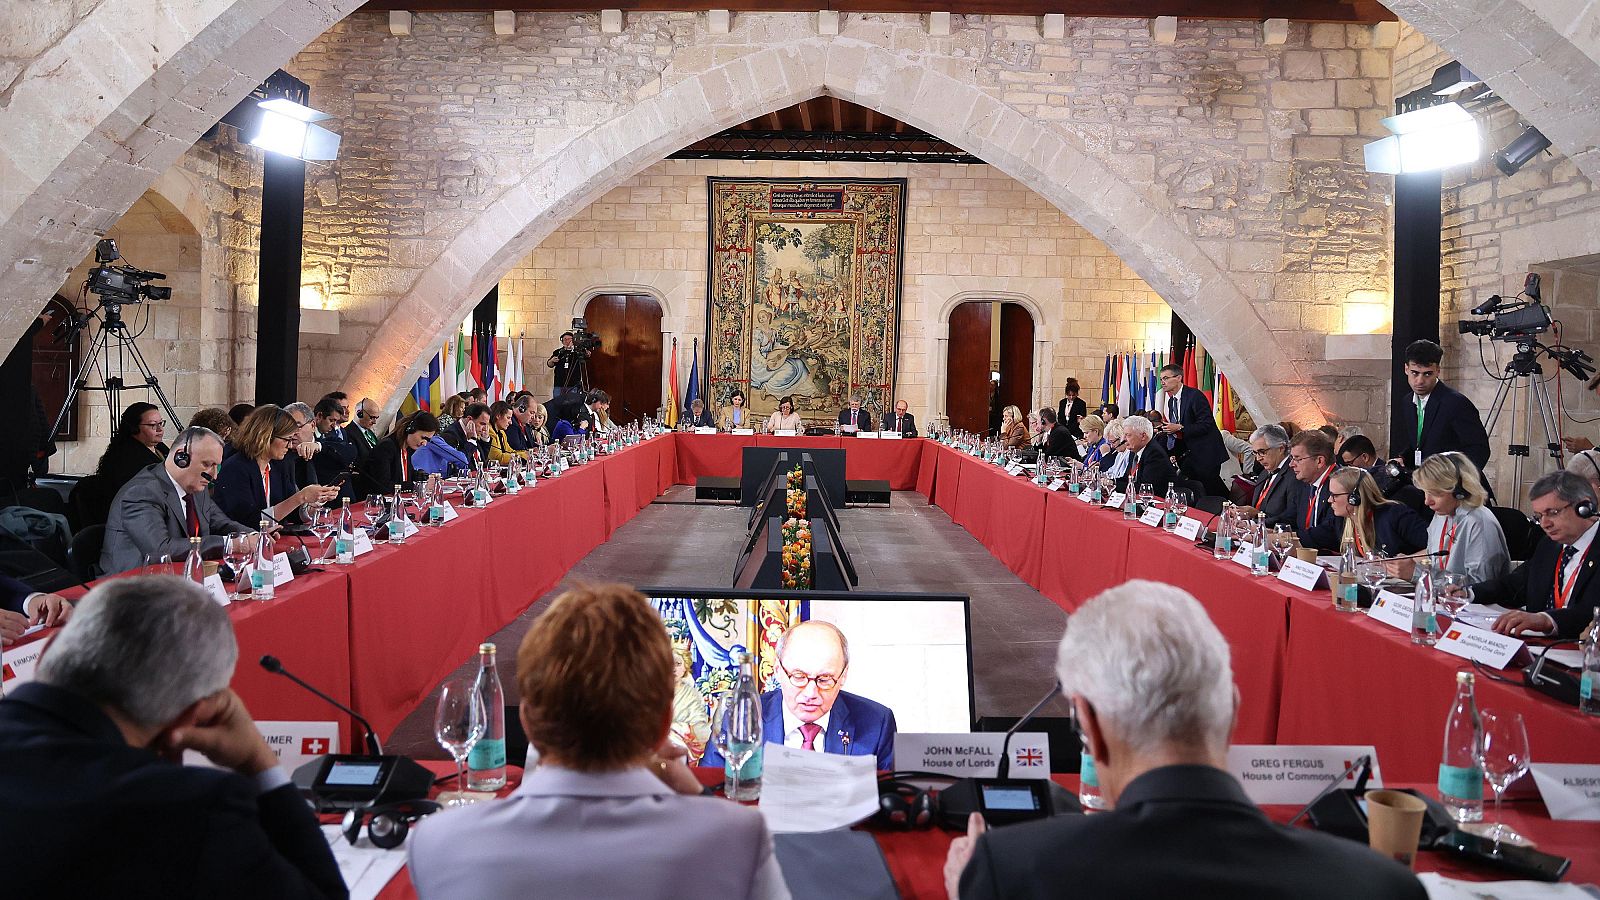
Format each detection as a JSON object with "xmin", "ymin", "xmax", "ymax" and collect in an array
[{"xmin": 701, "ymin": 620, "xmax": 896, "ymax": 769}]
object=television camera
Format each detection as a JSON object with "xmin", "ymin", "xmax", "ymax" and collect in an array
[
  {"xmin": 84, "ymin": 239, "xmax": 172, "ymax": 305},
  {"xmin": 569, "ymin": 317, "xmax": 602, "ymax": 353}
]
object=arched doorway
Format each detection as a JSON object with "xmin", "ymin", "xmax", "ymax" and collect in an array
[
  {"xmin": 945, "ymin": 300, "xmax": 1034, "ymax": 435},
  {"xmin": 582, "ymin": 294, "xmax": 663, "ymax": 424}
]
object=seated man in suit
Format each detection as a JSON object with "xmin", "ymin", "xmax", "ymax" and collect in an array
[
  {"xmin": 1287, "ymin": 429, "xmax": 1338, "ymax": 550},
  {"xmin": 945, "ymin": 580, "xmax": 1425, "ymax": 900},
  {"xmin": 885, "ymin": 399, "xmax": 917, "ymax": 437},
  {"xmin": 1112, "ymin": 416, "xmax": 1175, "ymax": 496},
  {"xmin": 443, "ymin": 402, "xmax": 491, "ymax": 470},
  {"xmin": 684, "ymin": 398, "xmax": 716, "ymax": 429},
  {"xmin": 0, "ymin": 570, "xmax": 71, "ymax": 647},
  {"xmin": 1039, "ymin": 408, "xmax": 1081, "ymax": 462},
  {"xmin": 343, "ymin": 397, "xmax": 382, "ymax": 454},
  {"xmin": 701, "ymin": 620, "xmax": 896, "ymax": 769},
  {"xmin": 836, "ymin": 396, "xmax": 873, "ymax": 434},
  {"xmin": 310, "ymin": 396, "xmax": 359, "ymax": 498},
  {"xmin": 1479, "ymin": 471, "xmax": 1600, "ymax": 639},
  {"xmin": 1243, "ymin": 424, "xmax": 1296, "ymax": 526},
  {"xmin": 0, "ymin": 575, "xmax": 346, "ymax": 899},
  {"xmin": 101, "ymin": 427, "xmax": 253, "ymax": 576}
]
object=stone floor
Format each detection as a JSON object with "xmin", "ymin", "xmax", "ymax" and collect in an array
[{"xmin": 388, "ymin": 485, "xmax": 1072, "ymax": 758}]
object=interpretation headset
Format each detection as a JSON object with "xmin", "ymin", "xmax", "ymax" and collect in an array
[
  {"xmin": 1443, "ymin": 452, "xmax": 1470, "ymax": 502},
  {"xmin": 173, "ymin": 429, "xmax": 192, "ymax": 469},
  {"xmin": 404, "ymin": 415, "xmax": 419, "ymax": 435},
  {"xmin": 874, "ymin": 773, "xmax": 942, "ymax": 830},
  {"xmin": 341, "ymin": 798, "xmax": 441, "ymax": 849}
]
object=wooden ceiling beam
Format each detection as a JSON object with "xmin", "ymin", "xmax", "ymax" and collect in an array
[
  {"xmin": 797, "ymin": 100, "xmax": 814, "ymax": 131},
  {"xmin": 357, "ymin": 0, "xmax": 1395, "ymax": 23}
]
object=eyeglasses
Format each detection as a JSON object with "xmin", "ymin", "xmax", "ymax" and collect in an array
[
  {"xmin": 779, "ymin": 661, "xmax": 841, "ymax": 691},
  {"xmin": 1250, "ymin": 448, "xmax": 1272, "ymax": 458},
  {"xmin": 357, "ymin": 412, "xmax": 379, "ymax": 420},
  {"xmin": 1288, "ymin": 454, "xmax": 1314, "ymax": 464},
  {"xmin": 1529, "ymin": 504, "xmax": 1572, "ymax": 525},
  {"xmin": 142, "ymin": 421, "xmax": 165, "ymax": 429}
]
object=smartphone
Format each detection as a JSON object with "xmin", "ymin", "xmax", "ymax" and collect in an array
[{"xmin": 1440, "ymin": 829, "xmax": 1571, "ymax": 882}]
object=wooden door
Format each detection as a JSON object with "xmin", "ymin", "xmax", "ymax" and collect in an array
[
  {"xmin": 944, "ymin": 301, "xmax": 992, "ymax": 434},
  {"xmin": 998, "ymin": 302, "xmax": 1035, "ymax": 419},
  {"xmin": 32, "ymin": 296, "xmax": 79, "ymax": 441},
  {"xmin": 583, "ymin": 294, "xmax": 663, "ymax": 424}
]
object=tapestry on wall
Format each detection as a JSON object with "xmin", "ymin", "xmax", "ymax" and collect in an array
[{"xmin": 705, "ymin": 177, "xmax": 906, "ymax": 423}]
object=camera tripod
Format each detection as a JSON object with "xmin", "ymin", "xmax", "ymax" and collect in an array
[
  {"xmin": 50, "ymin": 300, "xmax": 180, "ymax": 443},
  {"xmin": 1483, "ymin": 342, "xmax": 1563, "ymax": 502}
]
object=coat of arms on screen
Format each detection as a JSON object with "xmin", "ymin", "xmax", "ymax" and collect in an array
[{"xmin": 706, "ymin": 178, "xmax": 906, "ymax": 424}]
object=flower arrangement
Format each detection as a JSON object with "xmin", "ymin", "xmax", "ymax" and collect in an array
[
  {"xmin": 780, "ymin": 516, "xmax": 813, "ymax": 589},
  {"xmin": 786, "ymin": 464, "xmax": 804, "ymax": 490},
  {"xmin": 786, "ymin": 486, "xmax": 806, "ymax": 519}
]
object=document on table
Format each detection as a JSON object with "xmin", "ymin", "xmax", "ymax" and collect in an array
[
  {"xmin": 757, "ymin": 743, "xmax": 880, "ymax": 833},
  {"xmin": 1418, "ymin": 874, "xmax": 1600, "ymax": 899},
  {"xmin": 319, "ymin": 824, "xmax": 409, "ymax": 900}
]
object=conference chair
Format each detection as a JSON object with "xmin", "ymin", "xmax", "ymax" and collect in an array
[
  {"xmin": 1489, "ymin": 505, "xmax": 1538, "ymax": 562},
  {"xmin": 66, "ymin": 524, "xmax": 105, "ymax": 582}
]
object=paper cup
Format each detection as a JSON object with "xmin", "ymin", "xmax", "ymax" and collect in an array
[
  {"xmin": 1294, "ymin": 546, "xmax": 1318, "ymax": 563},
  {"xmin": 1365, "ymin": 790, "xmax": 1427, "ymax": 868}
]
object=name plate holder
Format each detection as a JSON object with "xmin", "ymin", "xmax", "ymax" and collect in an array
[
  {"xmin": 1138, "ymin": 506, "xmax": 1164, "ymax": 528},
  {"xmin": 204, "ymin": 573, "xmax": 230, "ymax": 606},
  {"xmin": 1366, "ymin": 590, "xmax": 1414, "ymax": 632},
  {"xmin": 1276, "ymin": 556, "xmax": 1328, "ymax": 591},
  {"xmin": 352, "ymin": 530, "xmax": 375, "ymax": 556},
  {"xmin": 1173, "ymin": 517, "xmax": 1203, "ymax": 541},
  {"xmin": 878, "ymin": 431, "xmax": 903, "ymax": 440},
  {"xmin": 271, "ymin": 552, "xmax": 296, "ymax": 587},
  {"xmin": 1227, "ymin": 744, "xmax": 1383, "ymax": 804},
  {"xmin": 1232, "ymin": 542, "xmax": 1255, "ymax": 568},
  {"xmin": 856, "ymin": 431, "xmax": 879, "ymax": 439},
  {"xmin": 1530, "ymin": 764, "xmax": 1600, "ymax": 821},
  {"xmin": 731, "ymin": 428, "xmax": 755, "ymax": 436},
  {"xmin": 773, "ymin": 429, "xmax": 798, "ymax": 437},
  {"xmin": 893, "ymin": 733, "xmax": 1051, "ymax": 780},
  {"xmin": 1435, "ymin": 622, "xmax": 1524, "ymax": 669},
  {"xmin": 1104, "ymin": 492, "xmax": 1126, "ymax": 510},
  {"xmin": 694, "ymin": 426, "xmax": 717, "ymax": 435}
]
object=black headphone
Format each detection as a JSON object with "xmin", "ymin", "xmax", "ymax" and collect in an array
[
  {"xmin": 874, "ymin": 774, "xmax": 939, "ymax": 830},
  {"xmin": 404, "ymin": 414, "xmax": 419, "ymax": 435},
  {"xmin": 1443, "ymin": 453, "xmax": 1470, "ymax": 502},
  {"xmin": 1346, "ymin": 489, "xmax": 1361, "ymax": 508},
  {"xmin": 174, "ymin": 429, "xmax": 193, "ymax": 469},
  {"xmin": 341, "ymin": 799, "xmax": 440, "ymax": 849}
]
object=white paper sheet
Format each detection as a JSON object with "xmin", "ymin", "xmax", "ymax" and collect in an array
[
  {"xmin": 319, "ymin": 825, "xmax": 409, "ymax": 900},
  {"xmin": 756, "ymin": 743, "xmax": 880, "ymax": 834},
  {"xmin": 1418, "ymin": 873, "xmax": 1597, "ymax": 900}
]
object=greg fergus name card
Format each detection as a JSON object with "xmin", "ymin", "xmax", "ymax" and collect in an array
[
  {"xmin": 894, "ymin": 733, "xmax": 1051, "ymax": 780},
  {"xmin": 1227, "ymin": 745, "xmax": 1383, "ymax": 804}
]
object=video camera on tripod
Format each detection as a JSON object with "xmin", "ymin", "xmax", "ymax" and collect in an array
[
  {"xmin": 1457, "ymin": 274, "xmax": 1595, "ymax": 383},
  {"xmin": 568, "ymin": 317, "xmax": 601, "ymax": 354},
  {"xmin": 84, "ymin": 239, "xmax": 172, "ymax": 305}
]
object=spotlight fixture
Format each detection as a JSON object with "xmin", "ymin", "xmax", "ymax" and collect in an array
[
  {"xmin": 1429, "ymin": 61, "xmax": 1481, "ymax": 96},
  {"xmin": 1363, "ymin": 102, "xmax": 1480, "ymax": 174},
  {"xmin": 248, "ymin": 98, "xmax": 341, "ymax": 161},
  {"xmin": 1491, "ymin": 125, "xmax": 1551, "ymax": 176}
]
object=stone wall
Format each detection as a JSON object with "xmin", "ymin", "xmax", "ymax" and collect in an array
[{"xmin": 497, "ymin": 158, "xmax": 1172, "ymax": 418}]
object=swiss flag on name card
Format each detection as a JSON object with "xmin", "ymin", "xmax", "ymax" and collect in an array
[{"xmin": 302, "ymin": 737, "xmax": 331, "ymax": 756}]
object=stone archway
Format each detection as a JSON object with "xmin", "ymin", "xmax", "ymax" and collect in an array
[{"xmin": 343, "ymin": 36, "xmax": 1297, "ymax": 427}]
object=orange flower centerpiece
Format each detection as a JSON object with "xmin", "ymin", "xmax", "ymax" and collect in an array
[{"xmin": 780, "ymin": 515, "xmax": 813, "ymax": 589}]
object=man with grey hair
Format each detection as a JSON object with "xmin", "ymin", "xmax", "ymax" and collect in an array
[
  {"xmin": 836, "ymin": 395, "xmax": 873, "ymax": 434},
  {"xmin": 1113, "ymin": 415, "xmax": 1176, "ymax": 496},
  {"xmin": 0, "ymin": 576, "xmax": 346, "ymax": 898},
  {"xmin": 945, "ymin": 580, "xmax": 1425, "ymax": 899},
  {"xmin": 1245, "ymin": 423, "xmax": 1296, "ymax": 526},
  {"xmin": 344, "ymin": 397, "xmax": 382, "ymax": 452},
  {"xmin": 1478, "ymin": 470, "xmax": 1600, "ymax": 638},
  {"xmin": 101, "ymin": 427, "xmax": 253, "ymax": 576},
  {"xmin": 700, "ymin": 620, "xmax": 897, "ymax": 769}
]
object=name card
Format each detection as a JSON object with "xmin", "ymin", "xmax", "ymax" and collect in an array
[
  {"xmin": 257, "ymin": 720, "xmax": 340, "ymax": 775},
  {"xmin": 2, "ymin": 638, "xmax": 47, "ymax": 689},
  {"xmin": 855, "ymin": 431, "xmax": 879, "ymax": 439},
  {"xmin": 893, "ymin": 733, "xmax": 1051, "ymax": 780},
  {"xmin": 1105, "ymin": 492, "xmax": 1126, "ymax": 510},
  {"xmin": 1047, "ymin": 478, "xmax": 1065, "ymax": 492},
  {"xmin": 352, "ymin": 530, "xmax": 375, "ymax": 556},
  {"xmin": 1277, "ymin": 556, "xmax": 1328, "ymax": 592},
  {"xmin": 271, "ymin": 552, "xmax": 296, "ymax": 587},
  {"xmin": 878, "ymin": 432, "xmax": 903, "ymax": 440},
  {"xmin": 1367, "ymin": 590, "xmax": 1415, "ymax": 632},
  {"xmin": 773, "ymin": 429, "xmax": 798, "ymax": 436},
  {"xmin": 732, "ymin": 428, "xmax": 755, "ymax": 436},
  {"xmin": 1174, "ymin": 517, "xmax": 1204, "ymax": 541},
  {"xmin": 1005, "ymin": 463, "xmax": 1026, "ymax": 477},
  {"xmin": 1139, "ymin": 506, "xmax": 1164, "ymax": 527},
  {"xmin": 694, "ymin": 426, "xmax": 717, "ymax": 435},
  {"xmin": 1435, "ymin": 622, "xmax": 1524, "ymax": 669},
  {"xmin": 1076, "ymin": 490, "xmax": 1098, "ymax": 504},
  {"xmin": 440, "ymin": 501, "xmax": 460, "ymax": 522},
  {"xmin": 204, "ymin": 573, "xmax": 230, "ymax": 606},
  {"xmin": 1227, "ymin": 744, "xmax": 1384, "ymax": 804},
  {"xmin": 1232, "ymin": 542, "xmax": 1255, "ymax": 567},
  {"xmin": 1530, "ymin": 764, "xmax": 1600, "ymax": 821}
]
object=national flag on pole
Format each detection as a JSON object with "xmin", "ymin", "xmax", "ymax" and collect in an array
[
  {"xmin": 1201, "ymin": 349, "xmax": 1216, "ymax": 404},
  {"xmin": 426, "ymin": 352, "xmax": 442, "ymax": 412},
  {"xmin": 1183, "ymin": 339, "xmax": 1199, "ymax": 389},
  {"xmin": 440, "ymin": 337, "xmax": 456, "ymax": 399},
  {"xmin": 482, "ymin": 331, "xmax": 498, "ymax": 400},
  {"xmin": 1218, "ymin": 372, "xmax": 1237, "ymax": 431},
  {"xmin": 665, "ymin": 339, "xmax": 681, "ymax": 428},
  {"xmin": 469, "ymin": 330, "xmax": 484, "ymax": 393},
  {"xmin": 1101, "ymin": 353, "xmax": 1112, "ymax": 405},
  {"xmin": 456, "ymin": 329, "xmax": 475, "ymax": 392},
  {"xmin": 514, "ymin": 333, "xmax": 525, "ymax": 393},
  {"xmin": 401, "ymin": 379, "xmax": 422, "ymax": 416},
  {"xmin": 502, "ymin": 334, "xmax": 516, "ymax": 397},
  {"xmin": 686, "ymin": 338, "xmax": 700, "ymax": 412}
]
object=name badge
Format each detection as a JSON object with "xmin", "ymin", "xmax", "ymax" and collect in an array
[
  {"xmin": 2, "ymin": 638, "xmax": 47, "ymax": 689},
  {"xmin": 204, "ymin": 573, "xmax": 230, "ymax": 606},
  {"xmin": 440, "ymin": 501, "xmax": 460, "ymax": 522},
  {"xmin": 1366, "ymin": 590, "xmax": 1415, "ymax": 631},
  {"xmin": 1277, "ymin": 556, "xmax": 1328, "ymax": 591},
  {"xmin": 1414, "ymin": 451, "xmax": 1423, "ymax": 468},
  {"xmin": 732, "ymin": 428, "xmax": 755, "ymax": 436},
  {"xmin": 893, "ymin": 733, "xmax": 1051, "ymax": 780},
  {"xmin": 271, "ymin": 552, "xmax": 296, "ymax": 587},
  {"xmin": 1227, "ymin": 745, "xmax": 1383, "ymax": 804},
  {"xmin": 1530, "ymin": 764, "xmax": 1600, "ymax": 821},
  {"xmin": 352, "ymin": 530, "xmax": 375, "ymax": 556},
  {"xmin": 1139, "ymin": 506, "xmax": 1164, "ymax": 527},
  {"xmin": 1434, "ymin": 622, "xmax": 1524, "ymax": 669},
  {"xmin": 1174, "ymin": 517, "xmax": 1204, "ymax": 541},
  {"xmin": 255, "ymin": 721, "xmax": 341, "ymax": 775},
  {"xmin": 1232, "ymin": 542, "xmax": 1255, "ymax": 567},
  {"xmin": 1105, "ymin": 492, "xmax": 1126, "ymax": 510}
]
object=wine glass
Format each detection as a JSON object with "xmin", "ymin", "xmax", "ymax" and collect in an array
[
  {"xmin": 1171, "ymin": 489, "xmax": 1191, "ymax": 524},
  {"xmin": 712, "ymin": 689, "xmax": 763, "ymax": 802},
  {"xmin": 142, "ymin": 552, "xmax": 173, "ymax": 576},
  {"xmin": 307, "ymin": 507, "xmax": 335, "ymax": 562},
  {"xmin": 434, "ymin": 676, "xmax": 487, "ymax": 807},
  {"xmin": 1269, "ymin": 525, "xmax": 1295, "ymax": 565},
  {"xmin": 364, "ymin": 494, "xmax": 385, "ymax": 528},
  {"xmin": 1357, "ymin": 557, "xmax": 1387, "ymax": 602},
  {"xmin": 1436, "ymin": 572, "xmax": 1474, "ymax": 620},
  {"xmin": 223, "ymin": 533, "xmax": 253, "ymax": 599},
  {"xmin": 1474, "ymin": 710, "xmax": 1531, "ymax": 855},
  {"xmin": 1138, "ymin": 483, "xmax": 1155, "ymax": 511}
]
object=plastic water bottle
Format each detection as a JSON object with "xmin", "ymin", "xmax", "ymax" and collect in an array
[
  {"xmin": 183, "ymin": 535, "xmax": 205, "ymax": 583},
  {"xmin": 1214, "ymin": 505, "xmax": 1235, "ymax": 560},
  {"xmin": 1439, "ymin": 671, "xmax": 1485, "ymax": 823},
  {"xmin": 387, "ymin": 487, "xmax": 409, "ymax": 544},
  {"xmin": 467, "ymin": 643, "xmax": 508, "ymax": 791},
  {"xmin": 721, "ymin": 649, "xmax": 764, "ymax": 801},
  {"xmin": 1333, "ymin": 540, "xmax": 1360, "ymax": 612},
  {"xmin": 1581, "ymin": 608, "xmax": 1600, "ymax": 717},
  {"xmin": 1250, "ymin": 518, "xmax": 1271, "ymax": 576},
  {"xmin": 1079, "ymin": 749, "xmax": 1108, "ymax": 811},
  {"xmin": 251, "ymin": 517, "xmax": 276, "ymax": 600},
  {"xmin": 335, "ymin": 498, "xmax": 355, "ymax": 564},
  {"xmin": 1163, "ymin": 487, "xmax": 1179, "ymax": 531},
  {"xmin": 1412, "ymin": 564, "xmax": 1441, "ymax": 646}
]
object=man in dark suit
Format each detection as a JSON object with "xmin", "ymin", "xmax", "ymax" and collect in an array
[
  {"xmin": 1155, "ymin": 364, "xmax": 1228, "ymax": 497},
  {"xmin": 684, "ymin": 398, "xmax": 716, "ymax": 428},
  {"xmin": 343, "ymin": 397, "xmax": 382, "ymax": 457},
  {"xmin": 945, "ymin": 580, "xmax": 1425, "ymax": 900},
  {"xmin": 1113, "ymin": 416, "xmax": 1176, "ymax": 496},
  {"xmin": 886, "ymin": 399, "xmax": 918, "ymax": 437},
  {"xmin": 0, "ymin": 569, "xmax": 71, "ymax": 647},
  {"xmin": 1039, "ymin": 408, "xmax": 1081, "ymax": 461},
  {"xmin": 1287, "ymin": 429, "xmax": 1339, "ymax": 551},
  {"xmin": 699, "ymin": 621, "xmax": 896, "ymax": 769},
  {"xmin": 1246, "ymin": 424, "xmax": 1298, "ymax": 526},
  {"xmin": 310, "ymin": 396, "xmax": 359, "ymax": 497},
  {"xmin": 836, "ymin": 396, "xmax": 873, "ymax": 434},
  {"xmin": 1392, "ymin": 339, "xmax": 1491, "ymax": 471},
  {"xmin": 443, "ymin": 402, "xmax": 491, "ymax": 470},
  {"xmin": 101, "ymin": 428, "xmax": 253, "ymax": 576},
  {"xmin": 0, "ymin": 575, "xmax": 347, "ymax": 899},
  {"xmin": 1478, "ymin": 471, "xmax": 1600, "ymax": 638},
  {"xmin": 544, "ymin": 390, "xmax": 597, "ymax": 436}
]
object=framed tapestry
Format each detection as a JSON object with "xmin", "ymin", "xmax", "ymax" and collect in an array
[{"xmin": 705, "ymin": 177, "xmax": 907, "ymax": 424}]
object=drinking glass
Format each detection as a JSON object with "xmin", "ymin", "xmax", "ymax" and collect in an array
[
  {"xmin": 1436, "ymin": 572, "xmax": 1474, "ymax": 620},
  {"xmin": 1171, "ymin": 489, "xmax": 1191, "ymax": 520},
  {"xmin": 364, "ymin": 494, "xmax": 385, "ymax": 527},
  {"xmin": 142, "ymin": 552, "xmax": 173, "ymax": 576},
  {"xmin": 223, "ymin": 533, "xmax": 253, "ymax": 599},
  {"xmin": 1269, "ymin": 525, "xmax": 1295, "ymax": 566},
  {"xmin": 307, "ymin": 508, "xmax": 336, "ymax": 562},
  {"xmin": 434, "ymin": 676, "xmax": 487, "ymax": 807},
  {"xmin": 1138, "ymin": 483, "xmax": 1155, "ymax": 510},
  {"xmin": 1357, "ymin": 557, "xmax": 1387, "ymax": 602},
  {"xmin": 1474, "ymin": 710, "xmax": 1531, "ymax": 854},
  {"xmin": 713, "ymin": 690, "xmax": 763, "ymax": 802}
]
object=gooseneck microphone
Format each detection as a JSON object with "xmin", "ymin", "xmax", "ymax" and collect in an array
[
  {"xmin": 997, "ymin": 680, "xmax": 1063, "ymax": 780},
  {"xmin": 261, "ymin": 655, "xmax": 383, "ymax": 755}
]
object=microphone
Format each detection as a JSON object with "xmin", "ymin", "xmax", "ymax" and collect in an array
[
  {"xmin": 935, "ymin": 680, "xmax": 1077, "ymax": 828},
  {"xmin": 997, "ymin": 681, "xmax": 1062, "ymax": 780},
  {"xmin": 1382, "ymin": 550, "xmax": 1449, "ymax": 562},
  {"xmin": 261, "ymin": 655, "xmax": 383, "ymax": 755},
  {"xmin": 201, "ymin": 471, "xmax": 214, "ymax": 484}
]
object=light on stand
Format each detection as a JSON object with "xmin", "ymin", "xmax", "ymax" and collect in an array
[
  {"xmin": 1363, "ymin": 102, "xmax": 1480, "ymax": 174},
  {"xmin": 249, "ymin": 98, "xmax": 341, "ymax": 161}
]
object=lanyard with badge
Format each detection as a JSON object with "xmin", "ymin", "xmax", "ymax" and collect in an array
[{"xmin": 1436, "ymin": 517, "xmax": 1460, "ymax": 566}]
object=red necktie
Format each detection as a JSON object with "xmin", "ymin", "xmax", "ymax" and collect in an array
[
  {"xmin": 183, "ymin": 494, "xmax": 199, "ymax": 538},
  {"xmin": 800, "ymin": 722, "xmax": 822, "ymax": 750}
]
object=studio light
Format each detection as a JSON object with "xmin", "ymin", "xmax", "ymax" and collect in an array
[
  {"xmin": 1363, "ymin": 102, "xmax": 1480, "ymax": 174},
  {"xmin": 1491, "ymin": 125, "xmax": 1552, "ymax": 176},
  {"xmin": 1429, "ymin": 61, "xmax": 1481, "ymax": 96},
  {"xmin": 249, "ymin": 98, "xmax": 341, "ymax": 161}
]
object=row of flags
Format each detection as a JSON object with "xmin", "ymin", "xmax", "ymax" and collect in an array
[
  {"xmin": 1101, "ymin": 339, "xmax": 1237, "ymax": 431},
  {"xmin": 663, "ymin": 337, "xmax": 701, "ymax": 428},
  {"xmin": 401, "ymin": 330, "xmax": 526, "ymax": 415}
]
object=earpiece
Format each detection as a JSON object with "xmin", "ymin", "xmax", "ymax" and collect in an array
[
  {"xmin": 1445, "ymin": 453, "xmax": 1470, "ymax": 502},
  {"xmin": 341, "ymin": 799, "xmax": 440, "ymax": 849},
  {"xmin": 1577, "ymin": 498, "xmax": 1598, "ymax": 520},
  {"xmin": 1346, "ymin": 490, "xmax": 1361, "ymax": 508},
  {"xmin": 173, "ymin": 430, "xmax": 192, "ymax": 469},
  {"xmin": 875, "ymin": 778, "xmax": 935, "ymax": 830},
  {"xmin": 404, "ymin": 415, "xmax": 418, "ymax": 435}
]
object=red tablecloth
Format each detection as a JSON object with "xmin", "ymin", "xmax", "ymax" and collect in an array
[
  {"xmin": 974, "ymin": 464, "xmax": 1050, "ymax": 588},
  {"xmin": 843, "ymin": 438, "xmax": 923, "ymax": 490},
  {"xmin": 1276, "ymin": 593, "xmax": 1600, "ymax": 783},
  {"xmin": 226, "ymin": 569, "xmax": 356, "ymax": 750},
  {"xmin": 1037, "ymin": 491, "xmax": 1133, "ymax": 611},
  {"xmin": 915, "ymin": 440, "xmax": 940, "ymax": 497},
  {"xmin": 673, "ymin": 433, "xmax": 754, "ymax": 483},
  {"xmin": 754, "ymin": 434, "xmax": 842, "ymax": 451},
  {"xmin": 950, "ymin": 455, "xmax": 997, "ymax": 546}
]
